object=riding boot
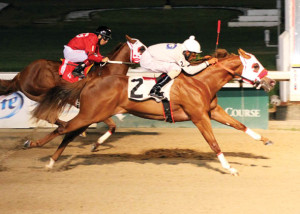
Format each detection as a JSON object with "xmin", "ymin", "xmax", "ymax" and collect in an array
[
  {"xmin": 149, "ymin": 74, "xmax": 172, "ymax": 100},
  {"xmin": 72, "ymin": 62, "xmax": 86, "ymax": 78}
]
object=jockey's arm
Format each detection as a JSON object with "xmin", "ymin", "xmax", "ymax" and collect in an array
[
  {"xmin": 182, "ymin": 62, "xmax": 208, "ymax": 75},
  {"xmin": 183, "ymin": 57, "xmax": 218, "ymax": 75},
  {"xmin": 87, "ymin": 53, "xmax": 104, "ymax": 63}
]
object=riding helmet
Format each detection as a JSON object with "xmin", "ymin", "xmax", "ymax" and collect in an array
[
  {"xmin": 95, "ymin": 26, "xmax": 112, "ymax": 39},
  {"xmin": 183, "ymin": 35, "xmax": 201, "ymax": 53}
]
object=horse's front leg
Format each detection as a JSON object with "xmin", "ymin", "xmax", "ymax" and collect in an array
[
  {"xmin": 192, "ymin": 114, "xmax": 239, "ymax": 176},
  {"xmin": 91, "ymin": 117, "xmax": 116, "ymax": 152},
  {"xmin": 210, "ymin": 104, "xmax": 273, "ymax": 145}
]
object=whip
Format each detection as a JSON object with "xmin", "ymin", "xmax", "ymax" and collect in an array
[
  {"xmin": 108, "ymin": 60, "xmax": 135, "ymax": 65},
  {"xmin": 215, "ymin": 20, "xmax": 221, "ymax": 50}
]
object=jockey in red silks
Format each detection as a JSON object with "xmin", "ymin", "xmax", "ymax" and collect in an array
[
  {"xmin": 63, "ymin": 26, "xmax": 112, "ymax": 78},
  {"xmin": 140, "ymin": 35, "xmax": 218, "ymax": 100}
]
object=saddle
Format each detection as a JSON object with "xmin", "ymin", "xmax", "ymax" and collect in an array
[
  {"xmin": 59, "ymin": 59, "xmax": 93, "ymax": 83},
  {"xmin": 128, "ymin": 75, "xmax": 174, "ymax": 123}
]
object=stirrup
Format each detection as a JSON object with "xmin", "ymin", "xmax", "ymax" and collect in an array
[
  {"xmin": 149, "ymin": 91, "xmax": 165, "ymax": 100},
  {"xmin": 72, "ymin": 71, "xmax": 84, "ymax": 78}
]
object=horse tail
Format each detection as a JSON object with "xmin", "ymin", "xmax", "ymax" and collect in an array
[
  {"xmin": 32, "ymin": 78, "xmax": 89, "ymax": 124},
  {"xmin": 0, "ymin": 74, "xmax": 20, "ymax": 95}
]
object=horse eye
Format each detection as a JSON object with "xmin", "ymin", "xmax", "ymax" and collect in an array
[{"xmin": 252, "ymin": 63, "xmax": 259, "ymax": 69}]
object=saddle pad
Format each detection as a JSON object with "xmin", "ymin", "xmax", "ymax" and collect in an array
[
  {"xmin": 59, "ymin": 59, "xmax": 93, "ymax": 83},
  {"xmin": 128, "ymin": 76, "xmax": 174, "ymax": 102}
]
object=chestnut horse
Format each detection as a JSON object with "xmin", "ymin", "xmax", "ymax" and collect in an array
[
  {"xmin": 30, "ymin": 49, "xmax": 275, "ymax": 175},
  {"xmin": 0, "ymin": 35, "xmax": 145, "ymax": 142}
]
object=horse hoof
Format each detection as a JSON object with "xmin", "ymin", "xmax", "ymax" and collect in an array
[
  {"xmin": 264, "ymin": 141, "xmax": 274, "ymax": 146},
  {"xmin": 45, "ymin": 164, "xmax": 53, "ymax": 170},
  {"xmin": 23, "ymin": 140, "xmax": 31, "ymax": 149},
  {"xmin": 45, "ymin": 158, "xmax": 55, "ymax": 169},
  {"xmin": 91, "ymin": 143, "xmax": 99, "ymax": 152},
  {"xmin": 232, "ymin": 172, "xmax": 239, "ymax": 176},
  {"xmin": 80, "ymin": 132, "xmax": 87, "ymax": 138},
  {"xmin": 229, "ymin": 168, "xmax": 239, "ymax": 176}
]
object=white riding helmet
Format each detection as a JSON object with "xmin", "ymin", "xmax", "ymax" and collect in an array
[{"xmin": 183, "ymin": 35, "xmax": 202, "ymax": 53}]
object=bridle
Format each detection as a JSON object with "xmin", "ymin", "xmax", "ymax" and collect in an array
[
  {"xmin": 105, "ymin": 39, "xmax": 146, "ymax": 66},
  {"xmin": 216, "ymin": 61, "xmax": 264, "ymax": 85}
]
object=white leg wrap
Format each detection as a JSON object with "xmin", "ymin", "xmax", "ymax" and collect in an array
[
  {"xmin": 97, "ymin": 131, "xmax": 112, "ymax": 144},
  {"xmin": 45, "ymin": 158, "xmax": 55, "ymax": 169},
  {"xmin": 245, "ymin": 128, "xmax": 261, "ymax": 141},
  {"xmin": 217, "ymin": 153, "xmax": 230, "ymax": 169}
]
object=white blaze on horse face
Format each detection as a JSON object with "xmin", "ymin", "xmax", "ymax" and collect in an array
[
  {"xmin": 239, "ymin": 52, "xmax": 268, "ymax": 83},
  {"xmin": 127, "ymin": 39, "xmax": 147, "ymax": 63}
]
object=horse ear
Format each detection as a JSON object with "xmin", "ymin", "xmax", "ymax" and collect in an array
[
  {"xmin": 238, "ymin": 48, "xmax": 251, "ymax": 59},
  {"xmin": 126, "ymin": 35, "xmax": 134, "ymax": 43}
]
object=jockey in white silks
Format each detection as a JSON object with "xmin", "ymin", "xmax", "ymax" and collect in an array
[{"xmin": 140, "ymin": 35, "xmax": 218, "ymax": 100}]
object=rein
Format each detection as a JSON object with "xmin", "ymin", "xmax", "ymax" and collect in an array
[{"xmin": 216, "ymin": 62, "xmax": 255, "ymax": 84}]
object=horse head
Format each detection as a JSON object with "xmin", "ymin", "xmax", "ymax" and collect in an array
[
  {"xmin": 238, "ymin": 48, "xmax": 276, "ymax": 92},
  {"xmin": 102, "ymin": 35, "xmax": 147, "ymax": 75},
  {"xmin": 125, "ymin": 35, "xmax": 147, "ymax": 63}
]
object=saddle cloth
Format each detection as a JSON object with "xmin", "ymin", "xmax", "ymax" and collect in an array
[
  {"xmin": 128, "ymin": 76, "xmax": 174, "ymax": 102},
  {"xmin": 59, "ymin": 59, "xmax": 93, "ymax": 83}
]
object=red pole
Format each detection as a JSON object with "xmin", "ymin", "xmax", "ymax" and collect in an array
[{"xmin": 216, "ymin": 20, "xmax": 221, "ymax": 50}]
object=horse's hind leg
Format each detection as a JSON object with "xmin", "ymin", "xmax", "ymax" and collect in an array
[
  {"xmin": 24, "ymin": 128, "xmax": 61, "ymax": 148},
  {"xmin": 210, "ymin": 104, "xmax": 273, "ymax": 145},
  {"xmin": 91, "ymin": 117, "xmax": 116, "ymax": 152},
  {"xmin": 55, "ymin": 119, "xmax": 67, "ymax": 127},
  {"xmin": 46, "ymin": 126, "xmax": 88, "ymax": 169}
]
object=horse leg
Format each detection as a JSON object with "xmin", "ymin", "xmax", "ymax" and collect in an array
[
  {"xmin": 46, "ymin": 126, "xmax": 88, "ymax": 169},
  {"xmin": 55, "ymin": 119, "xmax": 67, "ymax": 127},
  {"xmin": 211, "ymin": 104, "xmax": 273, "ymax": 145},
  {"xmin": 192, "ymin": 114, "xmax": 239, "ymax": 176},
  {"xmin": 57, "ymin": 115, "xmax": 87, "ymax": 138},
  {"xmin": 43, "ymin": 111, "xmax": 110, "ymax": 168},
  {"xmin": 24, "ymin": 128, "xmax": 61, "ymax": 148},
  {"xmin": 23, "ymin": 118, "xmax": 87, "ymax": 148},
  {"xmin": 91, "ymin": 117, "xmax": 116, "ymax": 152}
]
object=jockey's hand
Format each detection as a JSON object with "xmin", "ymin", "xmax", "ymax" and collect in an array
[
  {"xmin": 207, "ymin": 57, "xmax": 218, "ymax": 65},
  {"xmin": 203, "ymin": 55, "xmax": 212, "ymax": 60},
  {"xmin": 101, "ymin": 57, "xmax": 109, "ymax": 63}
]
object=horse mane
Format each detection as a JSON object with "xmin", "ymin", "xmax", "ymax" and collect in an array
[
  {"xmin": 107, "ymin": 42, "xmax": 124, "ymax": 58},
  {"xmin": 190, "ymin": 49, "xmax": 236, "ymax": 65},
  {"xmin": 211, "ymin": 49, "xmax": 236, "ymax": 59}
]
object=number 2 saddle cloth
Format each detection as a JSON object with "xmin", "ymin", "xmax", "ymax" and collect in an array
[{"xmin": 128, "ymin": 75, "xmax": 175, "ymax": 123}]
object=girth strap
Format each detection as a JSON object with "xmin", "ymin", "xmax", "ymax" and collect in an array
[{"xmin": 162, "ymin": 99, "xmax": 174, "ymax": 123}]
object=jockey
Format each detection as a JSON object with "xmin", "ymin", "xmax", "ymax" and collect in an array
[
  {"xmin": 140, "ymin": 35, "xmax": 218, "ymax": 100},
  {"xmin": 63, "ymin": 26, "xmax": 112, "ymax": 78}
]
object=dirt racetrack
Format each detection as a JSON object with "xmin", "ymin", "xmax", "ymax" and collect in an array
[{"xmin": 0, "ymin": 124, "xmax": 300, "ymax": 214}]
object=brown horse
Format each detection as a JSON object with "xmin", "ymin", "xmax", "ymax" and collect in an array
[
  {"xmin": 0, "ymin": 35, "xmax": 145, "ymax": 141},
  {"xmin": 30, "ymin": 49, "xmax": 275, "ymax": 175}
]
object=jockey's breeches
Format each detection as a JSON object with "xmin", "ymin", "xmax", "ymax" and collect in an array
[
  {"xmin": 140, "ymin": 51, "xmax": 181, "ymax": 79},
  {"xmin": 63, "ymin": 45, "xmax": 88, "ymax": 63}
]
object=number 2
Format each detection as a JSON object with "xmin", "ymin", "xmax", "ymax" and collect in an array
[{"xmin": 130, "ymin": 78, "xmax": 143, "ymax": 98}]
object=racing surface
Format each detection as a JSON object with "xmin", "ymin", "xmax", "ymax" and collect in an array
[{"xmin": 0, "ymin": 126, "xmax": 299, "ymax": 214}]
